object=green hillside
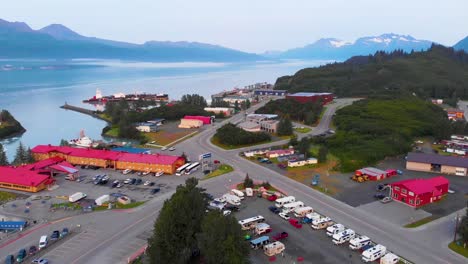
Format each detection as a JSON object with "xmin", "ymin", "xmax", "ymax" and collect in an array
[
  {"xmin": 0, "ymin": 110, "xmax": 25, "ymax": 139},
  {"xmin": 275, "ymin": 45, "xmax": 468, "ymax": 102}
]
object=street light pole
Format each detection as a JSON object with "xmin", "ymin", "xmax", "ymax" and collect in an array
[{"xmin": 453, "ymin": 213, "xmax": 459, "ymax": 242}]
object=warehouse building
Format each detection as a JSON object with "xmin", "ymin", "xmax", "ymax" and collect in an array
[
  {"xmin": 390, "ymin": 176, "xmax": 449, "ymax": 207},
  {"xmin": 286, "ymin": 92, "xmax": 334, "ymax": 105},
  {"xmin": 406, "ymin": 152, "xmax": 468, "ymax": 176},
  {"xmin": 355, "ymin": 167, "xmax": 397, "ymax": 181},
  {"xmin": 31, "ymin": 145, "xmax": 185, "ymax": 174}
]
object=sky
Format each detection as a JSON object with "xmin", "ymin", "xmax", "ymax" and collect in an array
[{"xmin": 1, "ymin": 0, "xmax": 467, "ymax": 53}]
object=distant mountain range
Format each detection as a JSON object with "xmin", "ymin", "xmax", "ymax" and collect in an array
[
  {"xmin": 454, "ymin": 36, "xmax": 468, "ymax": 52},
  {"xmin": 0, "ymin": 19, "xmax": 262, "ymax": 62},
  {"xmin": 265, "ymin": 33, "xmax": 436, "ymax": 60}
]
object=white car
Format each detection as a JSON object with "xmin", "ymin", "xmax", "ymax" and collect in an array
[
  {"xmin": 155, "ymin": 171, "xmax": 164, "ymax": 177},
  {"xmin": 123, "ymin": 178, "xmax": 132, "ymax": 184},
  {"xmin": 122, "ymin": 169, "xmax": 132, "ymax": 175},
  {"xmin": 169, "ymin": 146, "xmax": 176, "ymax": 151},
  {"xmin": 161, "ymin": 146, "xmax": 167, "ymax": 151},
  {"xmin": 144, "ymin": 181, "xmax": 151, "ymax": 186},
  {"xmin": 279, "ymin": 212, "xmax": 290, "ymax": 220},
  {"xmin": 142, "ymin": 171, "xmax": 151, "ymax": 176},
  {"xmin": 116, "ymin": 183, "xmax": 123, "ymax": 188},
  {"xmin": 223, "ymin": 210, "xmax": 231, "ymax": 216}
]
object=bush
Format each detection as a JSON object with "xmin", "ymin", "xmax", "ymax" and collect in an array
[{"xmin": 214, "ymin": 123, "xmax": 271, "ymax": 146}]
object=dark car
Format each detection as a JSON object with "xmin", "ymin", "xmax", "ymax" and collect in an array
[
  {"xmin": 5, "ymin": 255, "xmax": 14, "ymax": 264},
  {"xmin": 273, "ymin": 231, "xmax": 289, "ymax": 241},
  {"xmin": 111, "ymin": 181, "xmax": 119, "ymax": 188},
  {"xmin": 130, "ymin": 178, "xmax": 137, "ymax": 185},
  {"xmin": 16, "ymin": 248, "xmax": 27, "ymax": 262},
  {"xmin": 150, "ymin": 188, "xmax": 161, "ymax": 194},
  {"xmin": 265, "ymin": 160, "xmax": 272, "ymax": 164},
  {"xmin": 61, "ymin": 227, "xmax": 69, "ymax": 237},
  {"xmin": 376, "ymin": 183, "xmax": 388, "ymax": 191},
  {"xmin": 29, "ymin": 245, "xmax": 38, "ymax": 255},
  {"xmin": 51, "ymin": 230, "xmax": 60, "ymax": 240},
  {"xmin": 225, "ymin": 204, "xmax": 240, "ymax": 211},
  {"xmin": 110, "ymin": 193, "xmax": 126, "ymax": 198},
  {"xmin": 277, "ymin": 164, "xmax": 287, "ymax": 169},
  {"xmin": 269, "ymin": 206, "xmax": 281, "ymax": 214},
  {"xmin": 148, "ymin": 182, "xmax": 155, "ymax": 186},
  {"xmin": 374, "ymin": 193, "xmax": 386, "ymax": 200},
  {"xmin": 135, "ymin": 179, "xmax": 143, "ymax": 185}
]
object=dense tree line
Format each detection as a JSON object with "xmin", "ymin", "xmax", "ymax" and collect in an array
[
  {"xmin": 0, "ymin": 143, "xmax": 8, "ymax": 166},
  {"xmin": 322, "ymin": 98, "xmax": 451, "ymax": 171},
  {"xmin": 181, "ymin": 94, "xmax": 208, "ymax": 107},
  {"xmin": 458, "ymin": 209, "xmax": 468, "ymax": 246},
  {"xmin": 255, "ymin": 99, "xmax": 323, "ymax": 125},
  {"xmin": 275, "ymin": 45, "xmax": 468, "ymax": 101},
  {"xmin": 147, "ymin": 178, "xmax": 249, "ymax": 264},
  {"xmin": 0, "ymin": 110, "xmax": 26, "ymax": 139},
  {"xmin": 277, "ymin": 117, "xmax": 293, "ymax": 136},
  {"xmin": 12, "ymin": 142, "xmax": 34, "ymax": 165},
  {"xmin": 214, "ymin": 123, "xmax": 271, "ymax": 146}
]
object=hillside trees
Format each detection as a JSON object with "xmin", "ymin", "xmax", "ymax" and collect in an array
[
  {"xmin": 277, "ymin": 116, "xmax": 293, "ymax": 136},
  {"xmin": 214, "ymin": 123, "xmax": 271, "ymax": 146},
  {"xmin": 255, "ymin": 99, "xmax": 322, "ymax": 125},
  {"xmin": 0, "ymin": 143, "xmax": 8, "ymax": 165}
]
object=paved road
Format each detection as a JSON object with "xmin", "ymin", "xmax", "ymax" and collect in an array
[{"xmin": 1, "ymin": 98, "xmax": 465, "ymax": 263}]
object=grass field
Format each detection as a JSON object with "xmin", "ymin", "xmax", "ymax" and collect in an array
[
  {"xmin": 0, "ymin": 191, "xmax": 17, "ymax": 203},
  {"xmin": 404, "ymin": 216, "xmax": 435, "ymax": 228},
  {"xmin": 115, "ymin": 201, "xmax": 145, "ymax": 209},
  {"xmin": 294, "ymin": 127, "xmax": 312, "ymax": 133},
  {"xmin": 211, "ymin": 137, "xmax": 271, "ymax": 150},
  {"xmin": 105, "ymin": 127, "xmax": 120, "ymax": 137},
  {"xmin": 145, "ymin": 130, "xmax": 196, "ymax": 146},
  {"xmin": 203, "ymin": 164, "xmax": 234, "ymax": 180},
  {"xmin": 448, "ymin": 241, "xmax": 468, "ymax": 258}
]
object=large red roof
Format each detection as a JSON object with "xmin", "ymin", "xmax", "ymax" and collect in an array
[
  {"xmin": 22, "ymin": 157, "xmax": 64, "ymax": 171},
  {"xmin": 391, "ymin": 176, "xmax": 449, "ymax": 195},
  {"xmin": 0, "ymin": 167, "xmax": 51, "ymax": 187},
  {"xmin": 32, "ymin": 145, "xmax": 182, "ymax": 165}
]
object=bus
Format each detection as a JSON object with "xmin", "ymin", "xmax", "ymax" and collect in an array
[
  {"xmin": 175, "ymin": 163, "xmax": 192, "ymax": 176},
  {"xmin": 238, "ymin": 215, "xmax": 265, "ymax": 230},
  {"xmin": 185, "ymin": 162, "xmax": 201, "ymax": 175}
]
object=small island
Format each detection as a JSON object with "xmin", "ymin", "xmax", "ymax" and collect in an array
[{"xmin": 0, "ymin": 110, "xmax": 26, "ymax": 139}]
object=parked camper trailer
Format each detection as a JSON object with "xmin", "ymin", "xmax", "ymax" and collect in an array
[
  {"xmin": 250, "ymin": 236, "xmax": 270, "ymax": 249},
  {"xmin": 293, "ymin": 206, "xmax": 313, "ymax": 217},
  {"xmin": 275, "ymin": 196, "xmax": 296, "ymax": 208},
  {"xmin": 362, "ymin": 245, "xmax": 386, "ymax": 262},
  {"xmin": 332, "ymin": 229, "xmax": 356, "ymax": 245},
  {"xmin": 302, "ymin": 212, "xmax": 322, "ymax": 223},
  {"xmin": 255, "ymin": 223, "xmax": 272, "ymax": 235},
  {"xmin": 326, "ymin": 223, "xmax": 345, "ymax": 236},
  {"xmin": 281, "ymin": 201, "xmax": 304, "ymax": 213},
  {"xmin": 231, "ymin": 189, "xmax": 245, "ymax": 200},
  {"xmin": 263, "ymin": 241, "xmax": 285, "ymax": 257},
  {"xmin": 95, "ymin": 194, "xmax": 110, "ymax": 206},
  {"xmin": 380, "ymin": 253, "xmax": 400, "ymax": 264},
  {"xmin": 239, "ymin": 215, "xmax": 265, "ymax": 230},
  {"xmin": 222, "ymin": 193, "xmax": 241, "ymax": 206},
  {"xmin": 69, "ymin": 192, "xmax": 87, "ymax": 203},
  {"xmin": 349, "ymin": 235, "xmax": 372, "ymax": 250},
  {"xmin": 311, "ymin": 217, "xmax": 333, "ymax": 229}
]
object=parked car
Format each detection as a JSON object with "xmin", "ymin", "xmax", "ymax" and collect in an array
[
  {"xmin": 142, "ymin": 171, "xmax": 151, "ymax": 176},
  {"xmin": 150, "ymin": 188, "xmax": 161, "ymax": 194},
  {"xmin": 130, "ymin": 178, "xmax": 137, "ymax": 185},
  {"xmin": 111, "ymin": 180, "xmax": 119, "ymax": 188},
  {"xmin": 123, "ymin": 178, "xmax": 132, "ymax": 184},
  {"xmin": 29, "ymin": 245, "xmax": 38, "ymax": 255},
  {"xmin": 380, "ymin": 197, "xmax": 392, "ymax": 204},
  {"xmin": 223, "ymin": 210, "xmax": 231, "ymax": 216},
  {"xmin": 279, "ymin": 212, "xmax": 290, "ymax": 220},
  {"xmin": 154, "ymin": 171, "xmax": 164, "ymax": 177},
  {"xmin": 61, "ymin": 227, "xmax": 69, "ymax": 237},
  {"xmin": 213, "ymin": 160, "xmax": 220, "ymax": 164},
  {"xmin": 135, "ymin": 179, "xmax": 143, "ymax": 185},
  {"xmin": 50, "ymin": 230, "xmax": 60, "ymax": 240},
  {"xmin": 374, "ymin": 193, "xmax": 386, "ymax": 200},
  {"xmin": 273, "ymin": 232, "xmax": 289, "ymax": 241},
  {"xmin": 16, "ymin": 248, "xmax": 27, "ymax": 262},
  {"xmin": 396, "ymin": 169, "xmax": 403, "ymax": 175},
  {"xmin": 5, "ymin": 255, "xmax": 14, "ymax": 264},
  {"xmin": 289, "ymin": 219, "xmax": 303, "ymax": 228},
  {"xmin": 116, "ymin": 183, "xmax": 123, "ymax": 188},
  {"xmin": 161, "ymin": 146, "xmax": 167, "ymax": 151},
  {"xmin": 267, "ymin": 195, "xmax": 278, "ymax": 201},
  {"xmin": 376, "ymin": 184, "xmax": 388, "ymax": 191},
  {"xmin": 148, "ymin": 182, "xmax": 155, "ymax": 187},
  {"xmin": 32, "ymin": 259, "xmax": 49, "ymax": 264},
  {"xmin": 137, "ymin": 171, "xmax": 143, "ymax": 176},
  {"xmin": 169, "ymin": 146, "xmax": 176, "ymax": 151},
  {"xmin": 265, "ymin": 160, "xmax": 272, "ymax": 164},
  {"xmin": 224, "ymin": 204, "xmax": 240, "ymax": 211},
  {"xmin": 277, "ymin": 164, "xmax": 287, "ymax": 169},
  {"xmin": 144, "ymin": 181, "xmax": 152, "ymax": 186},
  {"xmin": 269, "ymin": 206, "xmax": 281, "ymax": 214},
  {"xmin": 110, "ymin": 193, "xmax": 126, "ymax": 198},
  {"xmin": 122, "ymin": 169, "xmax": 132, "ymax": 175}
]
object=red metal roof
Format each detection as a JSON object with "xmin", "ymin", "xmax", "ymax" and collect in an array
[
  {"xmin": 391, "ymin": 176, "xmax": 449, "ymax": 195},
  {"xmin": 22, "ymin": 157, "xmax": 64, "ymax": 171},
  {"xmin": 0, "ymin": 166, "xmax": 51, "ymax": 187},
  {"xmin": 32, "ymin": 145, "xmax": 182, "ymax": 165}
]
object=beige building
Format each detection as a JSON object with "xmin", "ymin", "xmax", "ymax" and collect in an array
[
  {"xmin": 204, "ymin": 107, "xmax": 233, "ymax": 117},
  {"xmin": 406, "ymin": 152, "xmax": 468, "ymax": 176},
  {"xmin": 179, "ymin": 118, "xmax": 203, "ymax": 128}
]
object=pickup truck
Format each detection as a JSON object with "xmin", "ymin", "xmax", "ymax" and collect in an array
[
  {"xmin": 273, "ymin": 232, "xmax": 288, "ymax": 241},
  {"xmin": 289, "ymin": 219, "xmax": 302, "ymax": 228}
]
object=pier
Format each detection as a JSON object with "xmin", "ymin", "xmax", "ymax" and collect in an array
[{"xmin": 60, "ymin": 103, "xmax": 110, "ymax": 123}]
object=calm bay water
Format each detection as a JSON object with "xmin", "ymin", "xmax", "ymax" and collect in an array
[{"xmin": 0, "ymin": 59, "xmax": 327, "ymax": 160}]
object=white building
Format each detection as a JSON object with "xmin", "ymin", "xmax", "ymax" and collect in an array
[
  {"xmin": 288, "ymin": 158, "xmax": 318, "ymax": 167},
  {"xmin": 135, "ymin": 123, "xmax": 157, "ymax": 133}
]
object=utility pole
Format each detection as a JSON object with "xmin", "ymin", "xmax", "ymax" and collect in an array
[{"xmin": 453, "ymin": 213, "xmax": 459, "ymax": 242}]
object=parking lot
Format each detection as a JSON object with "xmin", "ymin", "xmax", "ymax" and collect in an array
[{"xmin": 234, "ymin": 197, "xmax": 364, "ymax": 264}]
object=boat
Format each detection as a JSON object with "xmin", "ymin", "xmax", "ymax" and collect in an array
[{"xmin": 69, "ymin": 130, "xmax": 95, "ymax": 148}]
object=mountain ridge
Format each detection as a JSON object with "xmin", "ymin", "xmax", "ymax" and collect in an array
[{"xmin": 454, "ymin": 36, "xmax": 468, "ymax": 51}]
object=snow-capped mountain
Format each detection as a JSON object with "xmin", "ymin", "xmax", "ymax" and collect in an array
[{"xmin": 271, "ymin": 33, "xmax": 433, "ymax": 60}]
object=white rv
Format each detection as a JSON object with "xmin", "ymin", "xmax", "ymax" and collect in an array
[
  {"xmin": 245, "ymin": 188, "xmax": 253, "ymax": 197},
  {"xmin": 349, "ymin": 235, "xmax": 372, "ymax": 250},
  {"xmin": 69, "ymin": 192, "xmax": 87, "ymax": 203},
  {"xmin": 222, "ymin": 193, "xmax": 241, "ymax": 206},
  {"xmin": 326, "ymin": 223, "xmax": 345, "ymax": 236},
  {"xmin": 230, "ymin": 189, "xmax": 245, "ymax": 200},
  {"xmin": 275, "ymin": 196, "xmax": 296, "ymax": 208},
  {"xmin": 305, "ymin": 212, "xmax": 322, "ymax": 222},
  {"xmin": 332, "ymin": 229, "xmax": 355, "ymax": 245},
  {"xmin": 281, "ymin": 201, "xmax": 304, "ymax": 213},
  {"xmin": 311, "ymin": 217, "xmax": 333, "ymax": 230},
  {"xmin": 362, "ymin": 244, "xmax": 386, "ymax": 262},
  {"xmin": 95, "ymin": 194, "xmax": 110, "ymax": 206},
  {"xmin": 263, "ymin": 241, "xmax": 285, "ymax": 257},
  {"xmin": 380, "ymin": 253, "xmax": 400, "ymax": 264},
  {"xmin": 255, "ymin": 223, "xmax": 272, "ymax": 235},
  {"xmin": 293, "ymin": 206, "xmax": 313, "ymax": 217}
]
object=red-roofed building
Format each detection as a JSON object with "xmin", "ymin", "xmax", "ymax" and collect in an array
[
  {"xmin": 31, "ymin": 145, "xmax": 185, "ymax": 174},
  {"xmin": 0, "ymin": 167, "xmax": 55, "ymax": 193},
  {"xmin": 265, "ymin": 149, "xmax": 295, "ymax": 159},
  {"xmin": 183, "ymin": 115, "xmax": 212, "ymax": 125},
  {"xmin": 390, "ymin": 176, "xmax": 449, "ymax": 207}
]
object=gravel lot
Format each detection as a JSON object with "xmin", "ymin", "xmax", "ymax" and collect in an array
[{"xmin": 235, "ymin": 197, "xmax": 364, "ymax": 264}]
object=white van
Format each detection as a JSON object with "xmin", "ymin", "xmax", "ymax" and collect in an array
[
  {"xmin": 231, "ymin": 189, "xmax": 245, "ymax": 200},
  {"xmin": 275, "ymin": 196, "xmax": 295, "ymax": 208},
  {"xmin": 39, "ymin": 235, "xmax": 48, "ymax": 249}
]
